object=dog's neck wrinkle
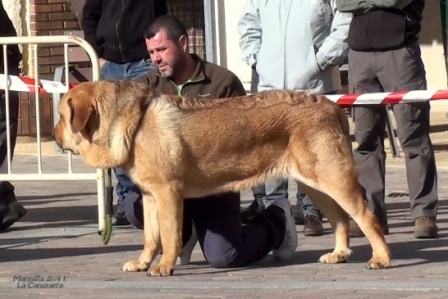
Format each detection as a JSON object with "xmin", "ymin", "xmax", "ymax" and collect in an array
[{"xmin": 159, "ymin": 90, "xmax": 324, "ymax": 111}]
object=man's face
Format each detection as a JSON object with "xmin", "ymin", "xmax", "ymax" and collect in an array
[{"xmin": 145, "ymin": 29, "xmax": 185, "ymax": 79}]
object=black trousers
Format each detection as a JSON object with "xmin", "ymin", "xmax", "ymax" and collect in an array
[{"xmin": 0, "ymin": 74, "xmax": 19, "ymax": 219}]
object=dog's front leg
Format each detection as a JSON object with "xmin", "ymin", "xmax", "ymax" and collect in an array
[
  {"xmin": 147, "ymin": 182, "xmax": 184, "ymax": 277},
  {"xmin": 123, "ymin": 193, "xmax": 161, "ymax": 272}
]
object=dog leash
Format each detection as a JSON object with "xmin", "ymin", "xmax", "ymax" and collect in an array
[{"xmin": 102, "ymin": 169, "xmax": 114, "ymax": 245}]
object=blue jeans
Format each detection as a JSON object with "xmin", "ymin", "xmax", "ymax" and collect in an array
[
  {"xmin": 252, "ymin": 179, "xmax": 320, "ymax": 217},
  {"xmin": 100, "ymin": 59, "xmax": 155, "ymax": 210}
]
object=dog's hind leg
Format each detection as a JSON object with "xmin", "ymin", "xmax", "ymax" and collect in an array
[
  {"xmin": 123, "ymin": 193, "xmax": 161, "ymax": 272},
  {"xmin": 297, "ymin": 183, "xmax": 352, "ymax": 264},
  {"xmin": 311, "ymin": 171, "xmax": 391, "ymax": 269},
  {"xmin": 147, "ymin": 182, "xmax": 184, "ymax": 277}
]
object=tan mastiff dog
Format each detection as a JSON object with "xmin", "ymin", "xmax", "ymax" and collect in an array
[{"xmin": 54, "ymin": 80, "xmax": 391, "ymax": 276}]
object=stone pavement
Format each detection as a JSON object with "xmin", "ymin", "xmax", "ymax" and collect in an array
[{"xmin": 0, "ymin": 109, "xmax": 448, "ymax": 299}]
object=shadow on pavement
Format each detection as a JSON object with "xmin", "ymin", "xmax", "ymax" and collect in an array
[
  {"xmin": 10, "ymin": 204, "xmax": 99, "ymax": 224},
  {"xmin": 0, "ymin": 244, "xmax": 142, "ymax": 263}
]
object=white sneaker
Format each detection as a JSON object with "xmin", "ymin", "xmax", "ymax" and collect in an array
[
  {"xmin": 264, "ymin": 198, "xmax": 298, "ymax": 262},
  {"xmin": 176, "ymin": 226, "xmax": 198, "ymax": 265}
]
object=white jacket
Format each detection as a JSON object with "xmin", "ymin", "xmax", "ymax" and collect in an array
[{"xmin": 238, "ymin": 0, "xmax": 352, "ymax": 93}]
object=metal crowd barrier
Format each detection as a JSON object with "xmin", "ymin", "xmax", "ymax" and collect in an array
[{"xmin": 0, "ymin": 35, "xmax": 108, "ymax": 237}]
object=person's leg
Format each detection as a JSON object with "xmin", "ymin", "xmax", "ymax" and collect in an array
[
  {"xmin": 298, "ymin": 189, "xmax": 323, "ymax": 236},
  {"xmin": 348, "ymin": 49, "xmax": 389, "ymax": 237},
  {"xmin": 189, "ymin": 192, "xmax": 292, "ymax": 268},
  {"xmin": 264, "ymin": 178, "xmax": 289, "ymax": 201},
  {"xmin": 394, "ymin": 102, "xmax": 438, "ymax": 237},
  {"xmin": 262, "ymin": 178, "xmax": 300, "ymax": 242},
  {"xmin": 100, "ymin": 61, "xmax": 135, "ymax": 224},
  {"xmin": 290, "ymin": 192, "xmax": 305, "ymax": 225},
  {"xmin": 241, "ymin": 66, "xmax": 264, "ymax": 221},
  {"xmin": 0, "ymin": 80, "xmax": 26, "ymax": 230},
  {"xmin": 125, "ymin": 59, "xmax": 155, "ymax": 81},
  {"xmin": 102, "ymin": 59, "xmax": 156, "ymax": 225},
  {"xmin": 376, "ymin": 43, "xmax": 438, "ymax": 238},
  {"xmin": 241, "ymin": 183, "xmax": 265, "ymax": 223},
  {"xmin": 298, "ymin": 89, "xmax": 338, "ymax": 233}
]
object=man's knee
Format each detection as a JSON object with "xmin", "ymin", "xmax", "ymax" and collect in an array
[
  {"xmin": 203, "ymin": 240, "xmax": 245, "ymax": 268},
  {"xmin": 206, "ymin": 250, "xmax": 244, "ymax": 268}
]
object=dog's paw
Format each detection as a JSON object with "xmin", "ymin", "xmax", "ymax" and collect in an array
[
  {"xmin": 366, "ymin": 254, "xmax": 391, "ymax": 269},
  {"xmin": 122, "ymin": 260, "xmax": 149, "ymax": 272},
  {"xmin": 147, "ymin": 264, "xmax": 174, "ymax": 277},
  {"xmin": 318, "ymin": 249, "xmax": 353, "ymax": 264}
]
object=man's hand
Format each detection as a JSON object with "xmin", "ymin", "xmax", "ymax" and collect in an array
[{"xmin": 99, "ymin": 58, "xmax": 108, "ymax": 68}]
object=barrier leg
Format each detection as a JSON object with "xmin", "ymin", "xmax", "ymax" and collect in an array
[
  {"xmin": 97, "ymin": 168, "xmax": 106, "ymax": 234},
  {"xmin": 52, "ymin": 66, "xmax": 65, "ymax": 154}
]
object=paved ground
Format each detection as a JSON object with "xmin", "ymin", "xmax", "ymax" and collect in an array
[{"xmin": 0, "ymin": 109, "xmax": 448, "ymax": 298}]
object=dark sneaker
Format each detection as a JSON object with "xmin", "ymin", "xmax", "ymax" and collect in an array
[
  {"xmin": 291, "ymin": 204, "xmax": 305, "ymax": 225},
  {"xmin": 303, "ymin": 215, "xmax": 324, "ymax": 236},
  {"xmin": 265, "ymin": 198, "xmax": 298, "ymax": 262},
  {"xmin": 414, "ymin": 216, "xmax": 437, "ymax": 239},
  {"xmin": 0, "ymin": 200, "xmax": 27, "ymax": 231},
  {"xmin": 349, "ymin": 219, "xmax": 389, "ymax": 238},
  {"xmin": 241, "ymin": 199, "xmax": 264, "ymax": 223},
  {"xmin": 112, "ymin": 209, "xmax": 130, "ymax": 226}
]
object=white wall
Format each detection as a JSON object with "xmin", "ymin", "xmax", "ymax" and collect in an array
[
  {"xmin": 2, "ymin": 0, "xmax": 22, "ymax": 37},
  {"xmin": 2, "ymin": 0, "xmax": 31, "ymax": 74},
  {"xmin": 215, "ymin": 0, "xmax": 251, "ymax": 90},
  {"xmin": 420, "ymin": 0, "xmax": 447, "ymax": 90}
]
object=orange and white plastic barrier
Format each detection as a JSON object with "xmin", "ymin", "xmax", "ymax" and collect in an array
[{"xmin": 2, "ymin": 73, "xmax": 448, "ymax": 105}]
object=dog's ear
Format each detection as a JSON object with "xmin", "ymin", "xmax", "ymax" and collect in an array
[{"xmin": 67, "ymin": 97, "xmax": 96, "ymax": 141}]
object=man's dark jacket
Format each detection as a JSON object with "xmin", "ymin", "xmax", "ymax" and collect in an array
[
  {"xmin": 337, "ymin": 0, "xmax": 424, "ymax": 51},
  {"xmin": 82, "ymin": 0, "xmax": 167, "ymax": 63},
  {"xmin": 0, "ymin": 2, "xmax": 21, "ymax": 73}
]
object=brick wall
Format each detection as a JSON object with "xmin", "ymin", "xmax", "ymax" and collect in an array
[
  {"xmin": 28, "ymin": 0, "xmax": 80, "ymax": 79},
  {"xmin": 18, "ymin": 0, "xmax": 79, "ymax": 136}
]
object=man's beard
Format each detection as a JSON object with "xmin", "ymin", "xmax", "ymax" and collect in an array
[{"xmin": 159, "ymin": 66, "xmax": 174, "ymax": 79}]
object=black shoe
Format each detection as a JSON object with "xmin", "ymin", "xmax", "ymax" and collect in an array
[
  {"xmin": 0, "ymin": 200, "xmax": 27, "ymax": 231},
  {"xmin": 112, "ymin": 210, "xmax": 130, "ymax": 226},
  {"xmin": 241, "ymin": 199, "xmax": 264, "ymax": 223}
]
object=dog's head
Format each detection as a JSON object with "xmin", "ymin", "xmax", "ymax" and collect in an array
[
  {"xmin": 54, "ymin": 80, "xmax": 159, "ymax": 169},
  {"xmin": 54, "ymin": 82, "xmax": 98, "ymax": 155}
]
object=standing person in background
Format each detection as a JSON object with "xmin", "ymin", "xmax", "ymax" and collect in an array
[
  {"xmin": 0, "ymin": 1, "xmax": 27, "ymax": 231},
  {"xmin": 238, "ymin": 0, "xmax": 352, "ymax": 237},
  {"xmin": 81, "ymin": 0, "xmax": 167, "ymax": 225},
  {"xmin": 337, "ymin": 0, "xmax": 438, "ymax": 238}
]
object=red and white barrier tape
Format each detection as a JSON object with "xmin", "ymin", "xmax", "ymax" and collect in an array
[
  {"xmin": 1, "ymin": 74, "xmax": 448, "ymax": 105},
  {"xmin": 326, "ymin": 90, "xmax": 448, "ymax": 105},
  {"xmin": 0, "ymin": 74, "xmax": 75, "ymax": 94}
]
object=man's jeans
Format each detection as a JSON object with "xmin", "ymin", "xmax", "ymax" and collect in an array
[
  {"xmin": 252, "ymin": 179, "xmax": 320, "ymax": 217},
  {"xmin": 100, "ymin": 59, "xmax": 155, "ymax": 210}
]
